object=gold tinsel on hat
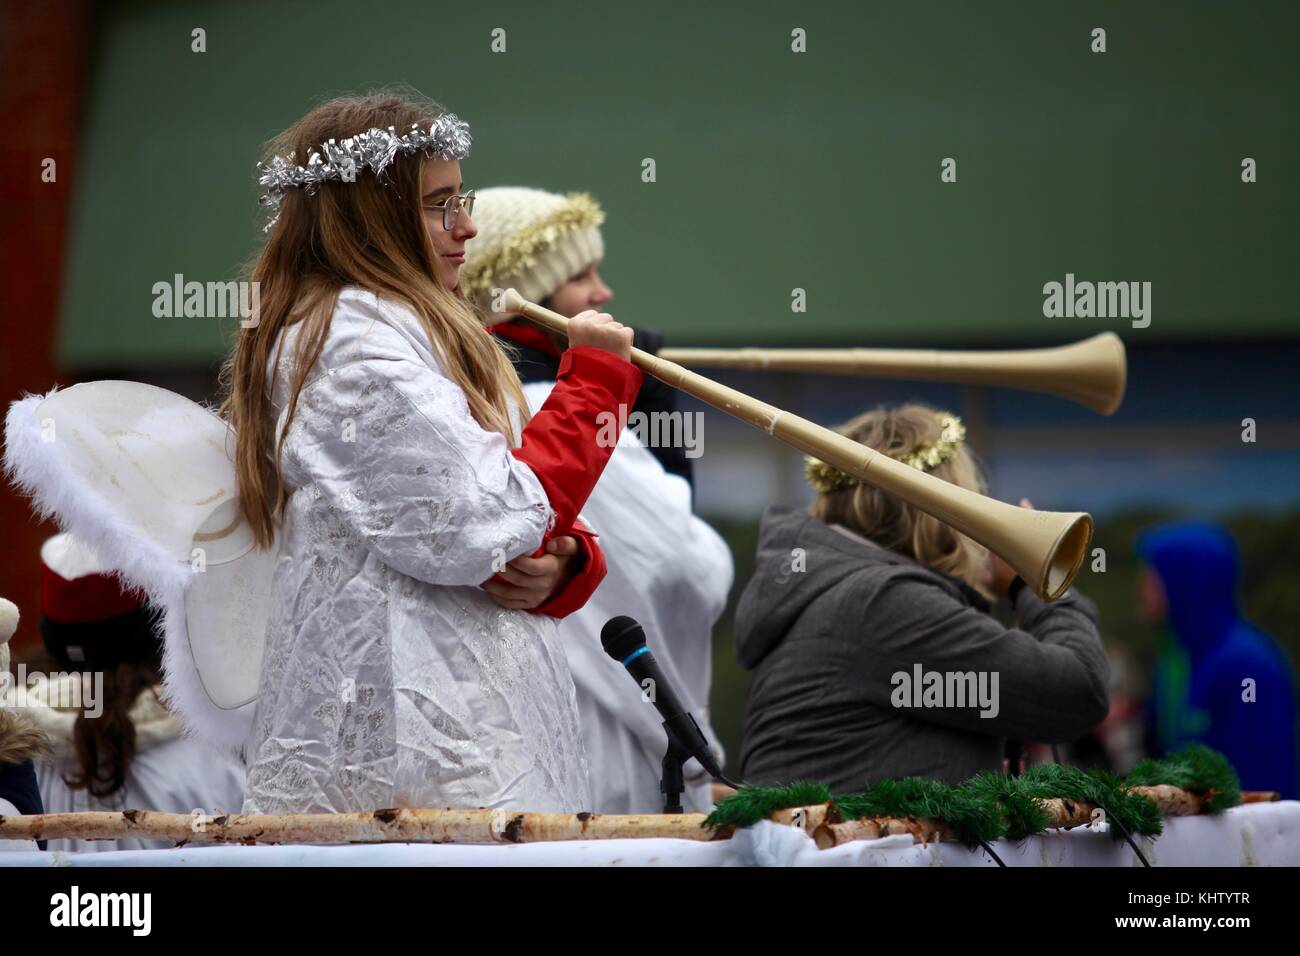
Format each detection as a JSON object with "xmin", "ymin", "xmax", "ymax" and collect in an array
[
  {"xmin": 458, "ymin": 192, "xmax": 605, "ymax": 304},
  {"xmin": 804, "ymin": 412, "xmax": 966, "ymax": 494}
]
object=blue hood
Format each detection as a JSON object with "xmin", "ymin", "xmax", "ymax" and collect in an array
[{"xmin": 1136, "ymin": 520, "xmax": 1239, "ymax": 659}]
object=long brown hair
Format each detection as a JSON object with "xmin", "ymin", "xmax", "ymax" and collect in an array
[
  {"xmin": 18, "ymin": 642, "xmax": 163, "ymax": 799},
  {"xmin": 810, "ymin": 403, "xmax": 991, "ymax": 593},
  {"xmin": 218, "ymin": 90, "xmax": 527, "ymax": 548},
  {"xmin": 66, "ymin": 663, "xmax": 162, "ymax": 798}
]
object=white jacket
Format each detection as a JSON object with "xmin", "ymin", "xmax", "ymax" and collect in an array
[
  {"xmin": 37, "ymin": 737, "xmax": 247, "ymax": 853},
  {"xmin": 19, "ymin": 678, "xmax": 246, "ymax": 853},
  {"xmin": 242, "ymin": 288, "xmax": 591, "ymax": 814}
]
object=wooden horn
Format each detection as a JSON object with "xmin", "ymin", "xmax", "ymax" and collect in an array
[
  {"xmin": 501, "ymin": 290, "xmax": 1093, "ymax": 600},
  {"xmin": 658, "ymin": 334, "xmax": 1127, "ymax": 416}
]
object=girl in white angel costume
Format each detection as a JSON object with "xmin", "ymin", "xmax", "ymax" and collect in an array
[{"xmin": 217, "ymin": 92, "xmax": 644, "ymax": 814}]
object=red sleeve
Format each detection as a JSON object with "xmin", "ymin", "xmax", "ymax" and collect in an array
[
  {"xmin": 531, "ymin": 519, "xmax": 607, "ymax": 619},
  {"xmin": 510, "ymin": 346, "xmax": 643, "ymax": 532}
]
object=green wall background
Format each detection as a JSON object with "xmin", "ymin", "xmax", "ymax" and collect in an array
[{"xmin": 60, "ymin": 0, "xmax": 1299, "ymax": 368}]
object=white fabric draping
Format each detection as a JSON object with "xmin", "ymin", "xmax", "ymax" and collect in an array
[{"xmin": 1, "ymin": 801, "xmax": 1295, "ymax": 867}]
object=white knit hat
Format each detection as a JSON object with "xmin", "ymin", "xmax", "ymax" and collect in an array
[{"xmin": 460, "ymin": 187, "xmax": 605, "ymax": 312}]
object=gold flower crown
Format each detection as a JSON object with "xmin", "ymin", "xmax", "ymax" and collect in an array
[{"xmin": 805, "ymin": 412, "xmax": 966, "ymax": 493}]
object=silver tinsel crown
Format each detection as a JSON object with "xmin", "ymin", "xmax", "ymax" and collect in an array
[{"xmin": 255, "ymin": 113, "xmax": 472, "ymax": 231}]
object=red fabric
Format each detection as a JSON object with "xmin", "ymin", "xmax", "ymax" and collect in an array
[
  {"xmin": 511, "ymin": 346, "xmax": 643, "ymax": 533},
  {"xmin": 506, "ymin": 344, "xmax": 639, "ymax": 618},
  {"xmin": 0, "ymin": 0, "xmax": 91, "ymax": 655},
  {"xmin": 40, "ymin": 565, "xmax": 144, "ymax": 625},
  {"xmin": 493, "ymin": 319, "xmax": 562, "ymax": 360},
  {"xmin": 532, "ymin": 519, "xmax": 607, "ymax": 619}
]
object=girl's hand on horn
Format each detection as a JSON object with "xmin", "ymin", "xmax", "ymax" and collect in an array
[{"xmin": 567, "ymin": 310, "xmax": 633, "ymax": 361}]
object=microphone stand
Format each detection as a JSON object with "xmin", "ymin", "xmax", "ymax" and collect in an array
[
  {"xmin": 660, "ymin": 740, "xmax": 689, "ymax": 814},
  {"xmin": 658, "ymin": 711, "xmax": 742, "ymax": 813}
]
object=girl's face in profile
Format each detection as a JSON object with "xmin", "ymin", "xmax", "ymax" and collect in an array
[
  {"xmin": 421, "ymin": 159, "xmax": 477, "ymax": 291},
  {"xmin": 549, "ymin": 262, "xmax": 614, "ymax": 318}
]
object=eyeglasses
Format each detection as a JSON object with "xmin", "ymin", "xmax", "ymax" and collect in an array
[{"xmin": 430, "ymin": 188, "xmax": 475, "ymax": 231}]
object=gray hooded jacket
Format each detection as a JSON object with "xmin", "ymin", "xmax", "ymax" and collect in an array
[{"xmin": 736, "ymin": 507, "xmax": 1109, "ymax": 791}]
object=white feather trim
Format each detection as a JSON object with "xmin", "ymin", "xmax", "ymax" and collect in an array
[{"xmin": 3, "ymin": 390, "xmax": 256, "ymax": 755}]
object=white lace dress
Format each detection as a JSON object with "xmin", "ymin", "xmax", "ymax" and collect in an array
[{"xmin": 241, "ymin": 288, "xmax": 591, "ymax": 814}]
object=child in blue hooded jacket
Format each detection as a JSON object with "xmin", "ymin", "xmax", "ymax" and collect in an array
[{"xmin": 1138, "ymin": 520, "xmax": 1297, "ymax": 798}]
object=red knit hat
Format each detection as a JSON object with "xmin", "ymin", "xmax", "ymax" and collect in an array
[
  {"xmin": 39, "ymin": 533, "xmax": 153, "ymax": 667},
  {"xmin": 40, "ymin": 533, "xmax": 144, "ymax": 625}
]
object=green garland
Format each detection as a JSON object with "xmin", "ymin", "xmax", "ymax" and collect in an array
[
  {"xmin": 834, "ymin": 777, "xmax": 1005, "ymax": 846},
  {"xmin": 962, "ymin": 770, "xmax": 1054, "ymax": 841},
  {"xmin": 704, "ymin": 744, "xmax": 1241, "ymax": 846},
  {"xmin": 703, "ymin": 780, "xmax": 831, "ymax": 832},
  {"xmin": 1126, "ymin": 744, "xmax": 1242, "ymax": 813}
]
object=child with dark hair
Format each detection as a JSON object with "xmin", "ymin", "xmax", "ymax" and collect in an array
[{"xmin": 15, "ymin": 535, "xmax": 244, "ymax": 852}]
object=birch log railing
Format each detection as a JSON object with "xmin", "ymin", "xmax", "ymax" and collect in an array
[{"xmin": 0, "ymin": 790, "xmax": 1277, "ymax": 848}]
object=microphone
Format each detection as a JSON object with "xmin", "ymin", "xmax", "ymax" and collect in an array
[{"xmin": 600, "ymin": 615, "xmax": 729, "ymax": 784}]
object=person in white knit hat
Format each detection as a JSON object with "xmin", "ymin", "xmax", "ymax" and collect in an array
[
  {"xmin": 461, "ymin": 187, "xmax": 607, "ymax": 314},
  {"xmin": 461, "ymin": 187, "xmax": 693, "ymax": 485},
  {"xmin": 462, "ymin": 187, "xmax": 735, "ymax": 813}
]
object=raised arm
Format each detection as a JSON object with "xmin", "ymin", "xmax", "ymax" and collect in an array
[{"xmin": 853, "ymin": 569, "xmax": 1110, "ymax": 742}]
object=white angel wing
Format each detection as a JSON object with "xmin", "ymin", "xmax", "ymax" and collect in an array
[{"xmin": 3, "ymin": 381, "xmax": 273, "ymax": 753}]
